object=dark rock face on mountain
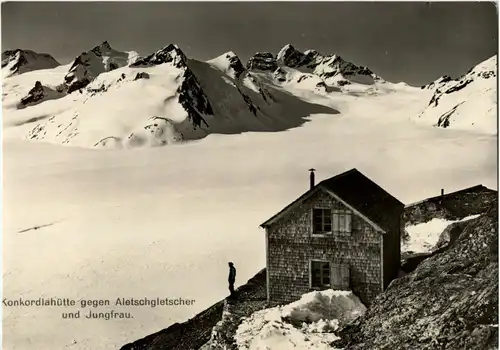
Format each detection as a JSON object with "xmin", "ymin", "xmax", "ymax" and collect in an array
[
  {"xmin": 225, "ymin": 53, "xmax": 245, "ymax": 79},
  {"xmin": 2, "ymin": 49, "xmax": 60, "ymax": 76},
  {"xmin": 336, "ymin": 200, "xmax": 498, "ymax": 350},
  {"xmin": 179, "ymin": 68, "xmax": 213, "ymax": 129},
  {"xmin": 422, "ymin": 75, "xmax": 452, "ymax": 90},
  {"xmin": 246, "ymin": 52, "xmax": 278, "ymax": 71},
  {"xmin": 277, "ymin": 44, "xmax": 320, "ymax": 68},
  {"xmin": 277, "ymin": 44, "xmax": 305, "ymax": 68},
  {"xmin": 64, "ymin": 41, "xmax": 135, "ymax": 93},
  {"xmin": 17, "ymin": 80, "xmax": 65, "ymax": 109}
]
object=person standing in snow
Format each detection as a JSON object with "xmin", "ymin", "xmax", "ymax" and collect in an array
[{"xmin": 228, "ymin": 262, "xmax": 236, "ymax": 297}]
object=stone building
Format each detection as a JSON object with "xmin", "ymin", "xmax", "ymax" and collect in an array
[{"xmin": 260, "ymin": 168, "xmax": 404, "ymax": 306}]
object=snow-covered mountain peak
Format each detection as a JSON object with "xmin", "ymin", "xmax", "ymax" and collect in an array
[
  {"xmin": 130, "ymin": 44, "xmax": 187, "ymax": 69},
  {"xmin": 312, "ymin": 53, "xmax": 382, "ymax": 86},
  {"xmin": 272, "ymin": 45, "xmax": 383, "ymax": 88},
  {"xmin": 467, "ymin": 55, "xmax": 496, "ymax": 79},
  {"xmin": 207, "ymin": 51, "xmax": 245, "ymax": 78},
  {"xmin": 64, "ymin": 41, "xmax": 139, "ymax": 93},
  {"xmin": 275, "ymin": 44, "xmax": 323, "ymax": 70},
  {"xmin": 2, "ymin": 49, "xmax": 60, "ymax": 77},
  {"xmin": 416, "ymin": 54, "xmax": 497, "ymax": 132},
  {"xmin": 423, "ymin": 55, "xmax": 497, "ymax": 91}
]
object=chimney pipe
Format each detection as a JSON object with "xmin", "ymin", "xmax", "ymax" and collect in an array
[
  {"xmin": 309, "ymin": 168, "xmax": 316, "ymax": 189},
  {"xmin": 441, "ymin": 188, "xmax": 444, "ymax": 196}
]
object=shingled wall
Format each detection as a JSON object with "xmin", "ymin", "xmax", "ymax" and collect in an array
[{"xmin": 266, "ymin": 189, "xmax": 383, "ymax": 306}]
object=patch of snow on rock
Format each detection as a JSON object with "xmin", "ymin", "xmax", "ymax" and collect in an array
[{"xmin": 403, "ymin": 214, "xmax": 481, "ymax": 253}]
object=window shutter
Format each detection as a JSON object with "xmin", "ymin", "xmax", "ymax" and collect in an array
[
  {"xmin": 345, "ymin": 213, "xmax": 352, "ymax": 233},
  {"xmin": 333, "ymin": 213, "xmax": 339, "ymax": 232},
  {"xmin": 340, "ymin": 265, "xmax": 350, "ymax": 289},
  {"xmin": 322, "ymin": 262, "xmax": 330, "ymax": 286},
  {"xmin": 332, "ymin": 264, "xmax": 350, "ymax": 290},
  {"xmin": 331, "ymin": 264, "xmax": 342, "ymax": 289}
]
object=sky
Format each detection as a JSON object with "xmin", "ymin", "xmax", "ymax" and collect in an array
[{"xmin": 1, "ymin": 1, "xmax": 498, "ymax": 85}]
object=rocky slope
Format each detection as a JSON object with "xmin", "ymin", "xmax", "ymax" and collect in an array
[
  {"xmin": 2, "ymin": 49, "xmax": 60, "ymax": 77},
  {"xmin": 336, "ymin": 199, "xmax": 498, "ymax": 350},
  {"xmin": 416, "ymin": 55, "xmax": 497, "ymax": 133}
]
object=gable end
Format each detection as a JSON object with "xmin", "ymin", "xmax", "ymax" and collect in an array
[{"xmin": 261, "ymin": 185, "xmax": 386, "ymax": 234}]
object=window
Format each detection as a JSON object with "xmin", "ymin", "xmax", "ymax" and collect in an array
[
  {"xmin": 311, "ymin": 261, "xmax": 331, "ymax": 288},
  {"xmin": 333, "ymin": 210, "xmax": 352, "ymax": 234},
  {"xmin": 313, "ymin": 208, "xmax": 332, "ymax": 234}
]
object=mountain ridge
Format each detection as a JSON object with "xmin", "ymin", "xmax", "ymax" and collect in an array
[{"xmin": 2, "ymin": 41, "xmax": 496, "ymax": 149}]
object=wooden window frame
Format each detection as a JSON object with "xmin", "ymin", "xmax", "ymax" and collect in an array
[
  {"xmin": 311, "ymin": 208, "xmax": 333, "ymax": 236},
  {"xmin": 309, "ymin": 259, "xmax": 331, "ymax": 289}
]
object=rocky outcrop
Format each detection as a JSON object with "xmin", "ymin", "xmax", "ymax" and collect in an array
[
  {"xmin": 133, "ymin": 72, "xmax": 150, "ymax": 80},
  {"xmin": 2, "ymin": 49, "xmax": 60, "ymax": 77},
  {"xmin": 336, "ymin": 201, "xmax": 498, "ymax": 350},
  {"xmin": 273, "ymin": 67, "xmax": 288, "ymax": 82},
  {"xmin": 246, "ymin": 52, "xmax": 277, "ymax": 71},
  {"xmin": 17, "ymin": 81, "xmax": 65, "ymax": 109},
  {"xmin": 64, "ymin": 41, "xmax": 137, "ymax": 93},
  {"xmin": 200, "ymin": 298, "xmax": 268, "ymax": 350},
  {"xmin": 422, "ymin": 75, "xmax": 452, "ymax": 90}
]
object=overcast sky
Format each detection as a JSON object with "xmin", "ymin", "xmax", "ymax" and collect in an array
[{"xmin": 2, "ymin": 1, "xmax": 497, "ymax": 85}]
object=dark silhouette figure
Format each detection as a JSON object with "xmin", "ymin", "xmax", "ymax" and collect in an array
[{"xmin": 228, "ymin": 262, "xmax": 236, "ymax": 297}]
